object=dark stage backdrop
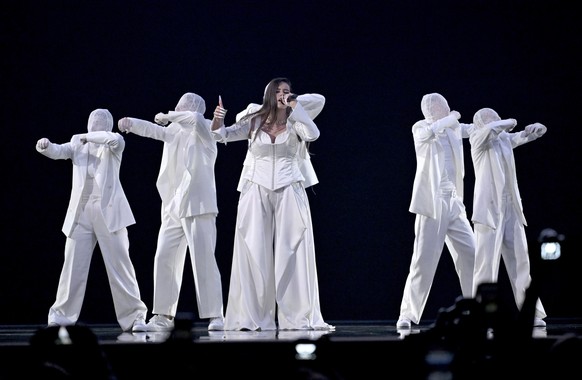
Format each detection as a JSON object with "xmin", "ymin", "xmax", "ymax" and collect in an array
[{"xmin": 1, "ymin": 0, "xmax": 580, "ymax": 325}]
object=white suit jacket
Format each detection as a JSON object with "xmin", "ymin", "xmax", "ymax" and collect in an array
[
  {"xmin": 470, "ymin": 120, "xmax": 546, "ymax": 229},
  {"xmin": 409, "ymin": 115, "xmax": 473, "ymax": 219},
  {"xmin": 126, "ymin": 111, "xmax": 218, "ymax": 218},
  {"xmin": 216, "ymin": 93, "xmax": 325, "ymax": 191},
  {"xmin": 37, "ymin": 131, "xmax": 135, "ymax": 236}
]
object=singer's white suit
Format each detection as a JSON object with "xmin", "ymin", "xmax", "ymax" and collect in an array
[
  {"xmin": 38, "ymin": 124, "xmax": 147, "ymax": 331},
  {"xmin": 214, "ymin": 94, "xmax": 332, "ymax": 331},
  {"xmin": 123, "ymin": 110, "xmax": 223, "ymax": 319}
]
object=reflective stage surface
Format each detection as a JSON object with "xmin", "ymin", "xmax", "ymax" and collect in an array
[
  {"xmin": 1, "ymin": 319, "xmax": 581, "ymax": 379},
  {"xmin": 2, "ymin": 318, "xmax": 581, "ymax": 345}
]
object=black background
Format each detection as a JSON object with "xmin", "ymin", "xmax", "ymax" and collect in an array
[{"xmin": 1, "ymin": 0, "xmax": 580, "ymax": 325}]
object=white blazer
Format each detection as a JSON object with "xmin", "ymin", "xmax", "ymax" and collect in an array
[
  {"xmin": 125, "ymin": 111, "xmax": 218, "ymax": 218},
  {"xmin": 216, "ymin": 93, "xmax": 325, "ymax": 191},
  {"xmin": 470, "ymin": 120, "xmax": 547, "ymax": 229},
  {"xmin": 409, "ymin": 115, "xmax": 472, "ymax": 219},
  {"xmin": 37, "ymin": 131, "xmax": 135, "ymax": 236}
]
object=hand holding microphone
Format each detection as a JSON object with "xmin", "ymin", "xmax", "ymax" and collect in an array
[{"xmin": 284, "ymin": 93, "xmax": 298, "ymax": 106}]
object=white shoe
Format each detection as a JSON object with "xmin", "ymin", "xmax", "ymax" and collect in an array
[
  {"xmin": 396, "ymin": 317, "xmax": 412, "ymax": 329},
  {"xmin": 146, "ymin": 315, "xmax": 174, "ymax": 332},
  {"xmin": 314, "ymin": 323, "xmax": 336, "ymax": 331},
  {"xmin": 208, "ymin": 316, "xmax": 224, "ymax": 331},
  {"xmin": 533, "ymin": 317, "xmax": 546, "ymax": 327},
  {"xmin": 131, "ymin": 315, "xmax": 147, "ymax": 332}
]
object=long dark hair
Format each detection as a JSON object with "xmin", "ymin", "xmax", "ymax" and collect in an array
[
  {"xmin": 242, "ymin": 77, "xmax": 312, "ymax": 159},
  {"xmin": 240, "ymin": 78, "xmax": 293, "ymax": 134}
]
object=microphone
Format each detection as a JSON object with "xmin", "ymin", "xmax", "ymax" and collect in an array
[{"xmin": 287, "ymin": 94, "xmax": 298, "ymax": 102}]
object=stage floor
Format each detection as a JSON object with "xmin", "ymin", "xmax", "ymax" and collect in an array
[
  {"xmin": 1, "ymin": 318, "xmax": 581, "ymax": 346},
  {"xmin": 1, "ymin": 319, "xmax": 581, "ymax": 379}
]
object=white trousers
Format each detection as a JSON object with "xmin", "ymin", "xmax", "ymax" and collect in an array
[
  {"xmin": 473, "ymin": 196, "xmax": 546, "ymax": 319},
  {"xmin": 151, "ymin": 211, "xmax": 223, "ymax": 319},
  {"xmin": 48, "ymin": 197, "xmax": 148, "ymax": 331},
  {"xmin": 399, "ymin": 191, "xmax": 475, "ymax": 324},
  {"xmin": 224, "ymin": 181, "xmax": 331, "ymax": 331}
]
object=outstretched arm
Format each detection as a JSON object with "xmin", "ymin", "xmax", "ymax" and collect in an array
[{"xmin": 117, "ymin": 117, "xmax": 173, "ymax": 142}]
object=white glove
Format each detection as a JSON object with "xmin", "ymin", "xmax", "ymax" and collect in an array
[
  {"xmin": 106, "ymin": 139, "xmax": 119, "ymax": 148},
  {"xmin": 506, "ymin": 118, "xmax": 518, "ymax": 131},
  {"xmin": 118, "ymin": 118, "xmax": 132, "ymax": 133},
  {"xmin": 524, "ymin": 122, "xmax": 547, "ymax": 137},
  {"xmin": 155, "ymin": 112, "xmax": 169, "ymax": 126},
  {"xmin": 36, "ymin": 138, "xmax": 50, "ymax": 150}
]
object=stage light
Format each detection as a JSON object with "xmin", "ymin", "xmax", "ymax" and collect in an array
[
  {"xmin": 541, "ymin": 242, "xmax": 560, "ymax": 260},
  {"xmin": 538, "ymin": 228, "xmax": 565, "ymax": 261},
  {"xmin": 295, "ymin": 342, "xmax": 317, "ymax": 360}
]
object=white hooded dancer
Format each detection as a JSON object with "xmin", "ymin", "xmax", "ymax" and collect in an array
[
  {"xmin": 118, "ymin": 93, "xmax": 224, "ymax": 332},
  {"xmin": 469, "ymin": 107, "xmax": 547, "ymax": 326},
  {"xmin": 396, "ymin": 93, "xmax": 476, "ymax": 328},
  {"xmin": 37, "ymin": 108, "xmax": 148, "ymax": 332}
]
